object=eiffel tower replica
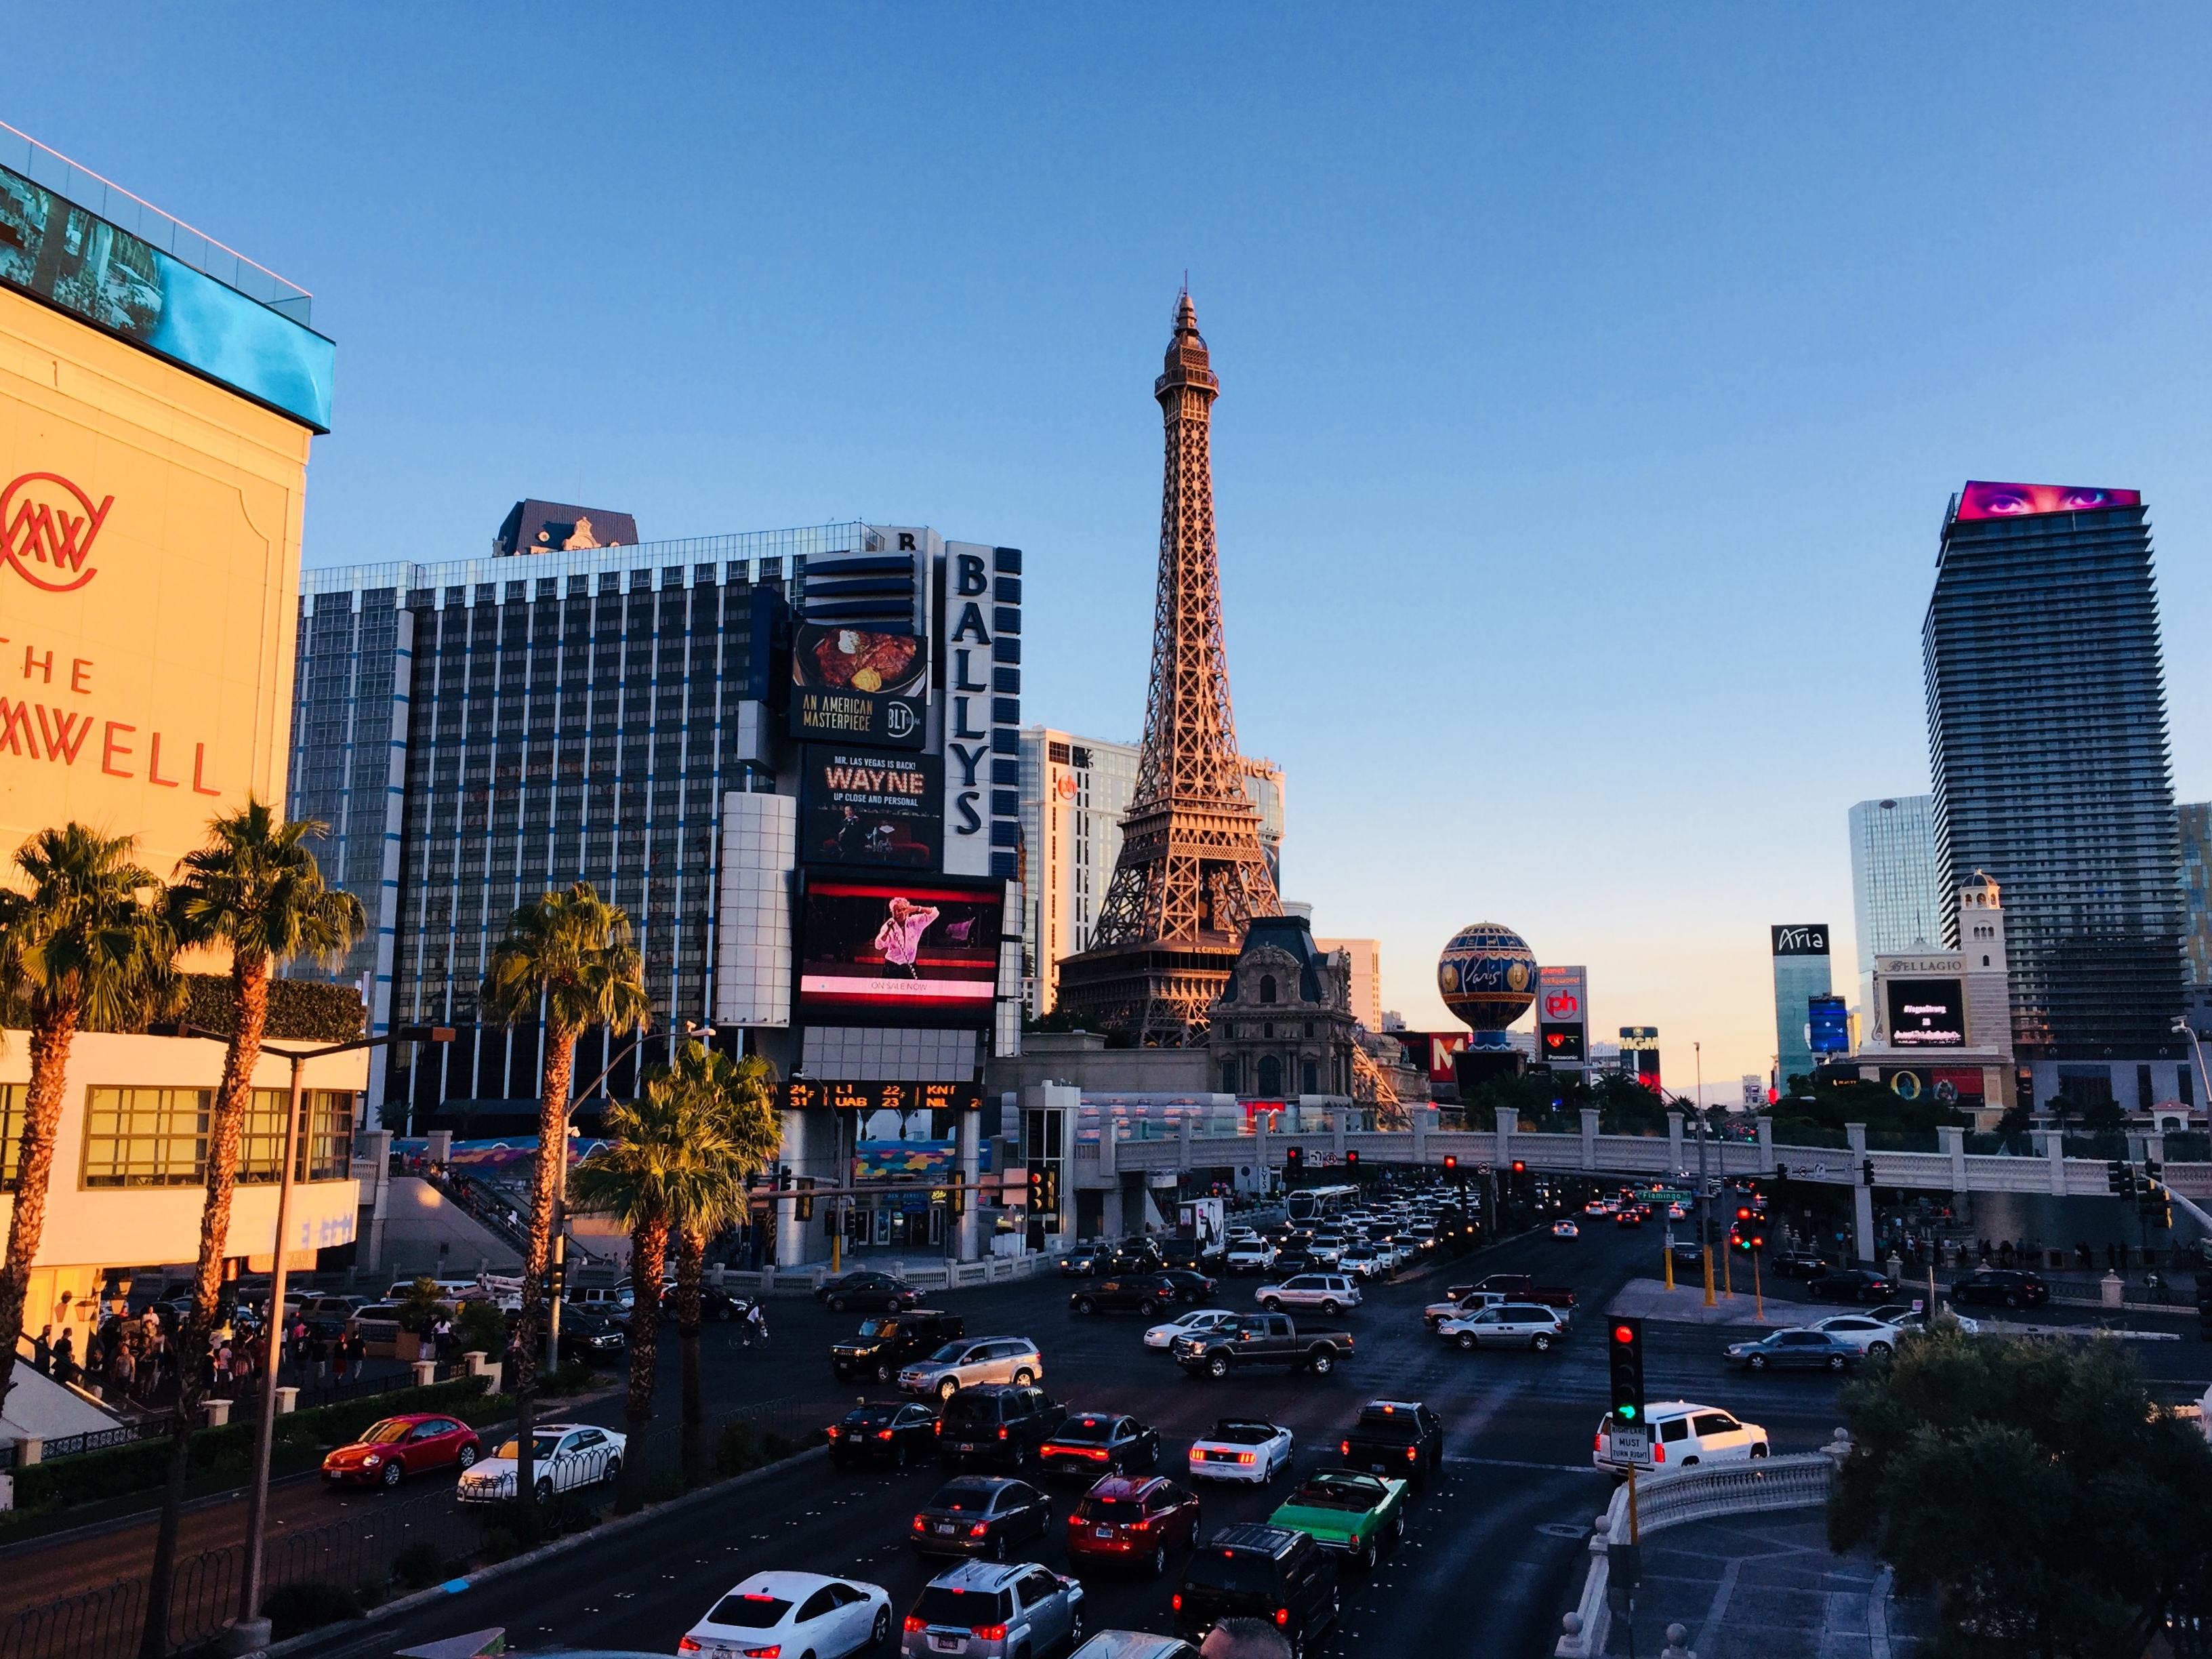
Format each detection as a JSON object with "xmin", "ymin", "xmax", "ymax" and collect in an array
[{"xmin": 1054, "ymin": 292, "xmax": 1282, "ymax": 1045}]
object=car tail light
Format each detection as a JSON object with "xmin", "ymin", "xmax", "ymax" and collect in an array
[
  {"xmin": 972, "ymin": 1626, "xmax": 1006, "ymax": 1641},
  {"xmin": 1237, "ymin": 1452, "xmax": 1254, "ymax": 1465},
  {"xmin": 741, "ymin": 1648, "xmax": 780, "ymax": 1659},
  {"xmin": 1407, "ymin": 1446, "xmax": 1418, "ymax": 1462},
  {"xmin": 1086, "ymin": 1448, "xmax": 1108, "ymax": 1460},
  {"xmin": 1340, "ymin": 1440, "xmax": 1349, "ymax": 1454},
  {"xmin": 903, "ymin": 1617, "xmax": 925, "ymax": 1635},
  {"xmin": 998, "ymin": 1427, "xmax": 1008, "ymax": 1440},
  {"xmin": 1275, "ymin": 1608, "xmax": 1290, "ymax": 1627},
  {"xmin": 1653, "ymin": 1443, "xmax": 1665, "ymax": 1464},
  {"xmin": 1595, "ymin": 1431, "xmax": 1605, "ymax": 1453},
  {"xmin": 1172, "ymin": 1594, "xmax": 1183, "ymax": 1612},
  {"xmin": 679, "ymin": 1641, "xmax": 701, "ymax": 1654},
  {"xmin": 877, "ymin": 1429, "xmax": 895, "ymax": 1441},
  {"xmin": 934, "ymin": 1421, "xmax": 941, "ymax": 1435},
  {"xmin": 970, "ymin": 1523, "xmax": 987, "ymax": 1537},
  {"xmin": 912, "ymin": 1515, "xmax": 926, "ymax": 1531}
]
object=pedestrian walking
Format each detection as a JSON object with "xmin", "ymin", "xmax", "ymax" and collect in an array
[
  {"xmin": 310, "ymin": 1330, "xmax": 330, "ymax": 1385},
  {"xmin": 348, "ymin": 1331, "xmax": 367, "ymax": 1382},
  {"xmin": 32, "ymin": 1325, "xmax": 51, "ymax": 1376},
  {"xmin": 52, "ymin": 1328, "xmax": 77, "ymax": 1387},
  {"xmin": 112, "ymin": 1341, "xmax": 136, "ymax": 1398}
]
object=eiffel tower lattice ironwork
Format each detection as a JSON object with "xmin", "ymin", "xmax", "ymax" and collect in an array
[{"xmin": 1054, "ymin": 291, "xmax": 1281, "ymax": 1045}]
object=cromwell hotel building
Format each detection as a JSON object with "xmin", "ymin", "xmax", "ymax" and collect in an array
[{"xmin": 0, "ymin": 127, "xmax": 365, "ymax": 1389}]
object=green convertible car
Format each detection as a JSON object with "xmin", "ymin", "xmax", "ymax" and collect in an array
[{"xmin": 1266, "ymin": 1469, "xmax": 1408, "ymax": 1570}]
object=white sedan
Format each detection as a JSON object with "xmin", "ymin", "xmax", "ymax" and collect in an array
[
  {"xmin": 1144, "ymin": 1308, "xmax": 1243, "ymax": 1350},
  {"xmin": 1188, "ymin": 1417, "xmax": 1293, "ymax": 1485},
  {"xmin": 680, "ymin": 1571, "xmax": 891, "ymax": 1659},
  {"xmin": 1552, "ymin": 1220, "xmax": 1580, "ymax": 1239},
  {"xmin": 456, "ymin": 1422, "xmax": 625, "ymax": 1504},
  {"xmin": 1807, "ymin": 1314, "xmax": 1904, "ymax": 1357}
]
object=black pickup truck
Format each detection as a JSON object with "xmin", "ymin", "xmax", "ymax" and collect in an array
[
  {"xmin": 1338, "ymin": 1399, "xmax": 1445, "ymax": 1486},
  {"xmin": 1461, "ymin": 1273, "xmax": 1575, "ymax": 1310},
  {"xmin": 1172, "ymin": 1313, "xmax": 1355, "ymax": 1380}
]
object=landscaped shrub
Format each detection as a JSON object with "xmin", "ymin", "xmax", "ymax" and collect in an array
[
  {"xmin": 262, "ymin": 1580, "xmax": 363, "ymax": 1640},
  {"xmin": 714, "ymin": 1417, "xmax": 760, "ymax": 1475},
  {"xmin": 391, "ymin": 1540, "xmax": 448, "ymax": 1590}
]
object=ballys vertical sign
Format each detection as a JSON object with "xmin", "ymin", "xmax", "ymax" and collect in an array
[{"xmin": 0, "ymin": 470, "xmax": 226, "ymax": 796}]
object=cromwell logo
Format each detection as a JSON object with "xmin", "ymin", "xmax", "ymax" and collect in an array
[{"xmin": 2, "ymin": 472, "xmax": 112, "ymax": 593}]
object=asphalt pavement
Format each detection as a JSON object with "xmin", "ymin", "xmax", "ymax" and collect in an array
[{"xmin": 22, "ymin": 1210, "xmax": 2205, "ymax": 1658}]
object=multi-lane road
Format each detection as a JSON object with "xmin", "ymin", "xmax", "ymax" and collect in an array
[{"xmin": 21, "ymin": 1212, "xmax": 2204, "ymax": 1659}]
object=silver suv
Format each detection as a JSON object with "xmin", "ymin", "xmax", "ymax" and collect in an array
[
  {"xmin": 1438, "ymin": 1303, "xmax": 1570, "ymax": 1351},
  {"xmin": 901, "ymin": 1561, "xmax": 1085, "ymax": 1659},
  {"xmin": 900, "ymin": 1336, "xmax": 1046, "ymax": 1403},
  {"xmin": 1256, "ymin": 1274, "xmax": 1361, "ymax": 1315}
]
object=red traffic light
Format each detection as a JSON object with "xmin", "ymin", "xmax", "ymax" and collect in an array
[
  {"xmin": 1345, "ymin": 1149, "xmax": 1359, "ymax": 1165},
  {"xmin": 1737, "ymin": 1207, "xmax": 1751, "ymax": 1221},
  {"xmin": 1511, "ymin": 1160, "xmax": 1526, "ymax": 1174},
  {"xmin": 1612, "ymin": 1324, "xmax": 1635, "ymax": 1345},
  {"xmin": 1443, "ymin": 1154, "xmax": 1458, "ymax": 1170}
]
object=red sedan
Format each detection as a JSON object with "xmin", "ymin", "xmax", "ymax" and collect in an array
[
  {"xmin": 321, "ymin": 1413, "xmax": 481, "ymax": 1490},
  {"xmin": 1065, "ymin": 1474, "xmax": 1202, "ymax": 1576}
]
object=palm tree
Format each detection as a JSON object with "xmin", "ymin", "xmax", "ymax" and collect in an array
[
  {"xmin": 0, "ymin": 825, "xmax": 171, "ymax": 1414},
  {"xmin": 567, "ymin": 1084, "xmax": 731, "ymax": 1513},
  {"xmin": 652, "ymin": 1044, "xmax": 780, "ymax": 1481},
  {"xmin": 140, "ymin": 800, "xmax": 363, "ymax": 1659},
  {"xmin": 482, "ymin": 883, "xmax": 649, "ymax": 1510}
]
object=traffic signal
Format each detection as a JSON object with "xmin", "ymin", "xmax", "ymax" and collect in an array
[
  {"xmin": 1511, "ymin": 1160, "xmax": 1526, "ymax": 1176},
  {"xmin": 950, "ymin": 1181, "xmax": 966, "ymax": 1216},
  {"xmin": 2108, "ymin": 1160, "xmax": 2128, "ymax": 1194},
  {"xmin": 1345, "ymin": 1149, "xmax": 1359, "ymax": 1166},
  {"xmin": 1286, "ymin": 1145, "xmax": 1304, "ymax": 1170},
  {"xmin": 794, "ymin": 1178, "xmax": 815, "ymax": 1221},
  {"xmin": 1443, "ymin": 1154, "xmax": 1458, "ymax": 1171},
  {"xmin": 1029, "ymin": 1168, "xmax": 1047, "ymax": 1211},
  {"xmin": 1861, "ymin": 1158, "xmax": 1876, "ymax": 1188},
  {"xmin": 1040, "ymin": 1168, "xmax": 1059, "ymax": 1212},
  {"xmin": 1607, "ymin": 1317, "xmax": 1645, "ymax": 1426},
  {"xmin": 2144, "ymin": 1158, "xmax": 2163, "ymax": 1183}
]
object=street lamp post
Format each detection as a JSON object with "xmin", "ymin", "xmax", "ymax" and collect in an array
[{"xmin": 155, "ymin": 1020, "xmax": 453, "ymax": 1654}]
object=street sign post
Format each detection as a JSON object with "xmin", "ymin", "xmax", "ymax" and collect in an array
[{"xmin": 1605, "ymin": 1422, "xmax": 1653, "ymax": 1468}]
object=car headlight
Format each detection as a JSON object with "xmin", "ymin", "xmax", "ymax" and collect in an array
[{"xmin": 363, "ymin": 1455, "xmax": 381, "ymax": 1467}]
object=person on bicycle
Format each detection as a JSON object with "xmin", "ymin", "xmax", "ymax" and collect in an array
[{"xmin": 742, "ymin": 1300, "xmax": 769, "ymax": 1347}]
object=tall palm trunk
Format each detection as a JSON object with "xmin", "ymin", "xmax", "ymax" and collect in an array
[
  {"xmin": 0, "ymin": 1004, "xmax": 81, "ymax": 1412},
  {"xmin": 514, "ymin": 1027, "xmax": 575, "ymax": 1511},
  {"xmin": 141, "ymin": 954, "xmax": 270, "ymax": 1658},
  {"xmin": 673, "ymin": 1225, "xmax": 706, "ymax": 1486},
  {"xmin": 615, "ymin": 1214, "xmax": 668, "ymax": 1515}
]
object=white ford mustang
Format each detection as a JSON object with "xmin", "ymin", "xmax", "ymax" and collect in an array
[{"xmin": 1187, "ymin": 1417, "xmax": 1293, "ymax": 1486}]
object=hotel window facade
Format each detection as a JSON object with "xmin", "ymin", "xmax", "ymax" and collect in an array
[{"xmin": 79, "ymin": 1088, "xmax": 354, "ymax": 1187}]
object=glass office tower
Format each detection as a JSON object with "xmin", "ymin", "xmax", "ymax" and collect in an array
[
  {"xmin": 1924, "ymin": 482, "xmax": 2184, "ymax": 1069},
  {"xmin": 1847, "ymin": 795, "xmax": 1942, "ymax": 1010},
  {"xmin": 291, "ymin": 524, "xmax": 851, "ymax": 1123},
  {"xmin": 1770, "ymin": 925, "xmax": 1831, "ymax": 1091}
]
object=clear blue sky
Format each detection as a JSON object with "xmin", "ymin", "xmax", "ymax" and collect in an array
[{"xmin": 14, "ymin": 5, "xmax": 2212, "ymax": 1096}]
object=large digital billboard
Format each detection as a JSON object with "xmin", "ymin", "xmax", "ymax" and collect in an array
[
  {"xmin": 1808, "ymin": 994, "xmax": 1850, "ymax": 1054},
  {"xmin": 1538, "ymin": 1022, "xmax": 1586, "ymax": 1063},
  {"xmin": 790, "ymin": 623, "xmax": 927, "ymax": 748},
  {"xmin": 1955, "ymin": 480, "xmax": 2140, "ymax": 522},
  {"xmin": 0, "ymin": 161, "xmax": 333, "ymax": 431},
  {"xmin": 797, "ymin": 874, "xmax": 1002, "ymax": 1025},
  {"xmin": 798, "ymin": 745, "xmax": 942, "ymax": 869},
  {"xmin": 1885, "ymin": 977, "xmax": 1965, "ymax": 1047}
]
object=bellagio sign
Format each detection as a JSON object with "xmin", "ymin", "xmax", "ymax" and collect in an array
[{"xmin": 0, "ymin": 280, "xmax": 314, "ymax": 876}]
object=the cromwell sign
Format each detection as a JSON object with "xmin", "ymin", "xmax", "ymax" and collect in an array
[{"xmin": 2, "ymin": 471, "xmax": 111, "ymax": 592}]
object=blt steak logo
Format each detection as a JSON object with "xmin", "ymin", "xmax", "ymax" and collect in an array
[{"xmin": 2, "ymin": 472, "xmax": 112, "ymax": 593}]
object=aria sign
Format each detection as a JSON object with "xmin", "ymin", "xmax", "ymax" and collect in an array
[{"xmin": 2, "ymin": 472, "xmax": 110, "ymax": 592}]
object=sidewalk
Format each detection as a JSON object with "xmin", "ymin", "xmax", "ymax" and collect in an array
[{"xmin": 1599, "ymin": 1511, "xmax": 1934, "ymax": 1657}]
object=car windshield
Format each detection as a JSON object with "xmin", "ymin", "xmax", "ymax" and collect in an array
[
  {"xmin": 1183, "ymin": 1551, "xmax": 1282, "ymax": 1596},
  {"xmin": 926, "ymin": 1343, "xmax": 968, "ymax": 1364},
  {"xmin": 1211, "ymin": 1422, "xmax": 1275, "ymax": 1444},
  {"xmin": 914, "ymin": 1588, "xmax": 1012, "ymax": 1626},
  {"xmin": 359, "ymin": 1419, "xmax": 413, "ymax": 1446},
  {"xmin": 1054, "ymin": 1417, "xmax": 1115, "ymax": 1445},
  {"xmin": 1290, "ymin": 1475, "xmax": 1378, "ymax": 1511},
  {"xmin": 706, "ymin": 1594, "xmax": 791, "ymax": 1628},
  {"xmin": 926, "ymin": 1480, "xmax": 999, "ymax": 1511},
  {"xmin": 857, "ymin": 1319, "xmax": 895, "ymax": 1338}
]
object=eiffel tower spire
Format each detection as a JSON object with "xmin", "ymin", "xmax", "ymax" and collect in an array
[{"xmin": 1054, "ymin": 291, "xmax": 1282, "ymax": 1045}]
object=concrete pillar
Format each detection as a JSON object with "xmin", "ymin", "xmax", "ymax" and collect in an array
[
  {"xmin": 12, "ymin": 1437, "xmax": 39, "ymax": 1466},
  {"xmin": 1101, "ymin": 1181, "xmax": 1125, "ymax": 1241},
  {"xmin": 2045, "ymin": 1125, "xmax": 2068, "ymax": 1196},
  {"xmin": 411, "ymin": 1359, "xmax": 437, "ymax": 1387},
  {"xmin": 1253, "ymin": 1115, "xmax": 1270, "ymax": 1193},
  {"xmin": 1755, "ymin": 1114, "xmax": 1774, "ymax": 1174},
  {"xmin": 1580, "ymin": 1108, "xmax": 1599, "ymax": 1171},
  {"xmin": 1666, "ymin": 1111, "xmax": 1685, "ymax": 1178},
  {"xmin": 1410, "ymin": 1108, "xmax": 1427, "ymax": 1168},
  {"xmin": 1940, "ymin": 1125, "xmax": 1968, "ymax": 1197},
  {"xmin": 275, "ymin": 1387, "xmax": 299, "ymax": 1416},
  {"xmin": 956, "ymin": 1111, "xmax": 981, "ymax": 1263},
  {"xmin": 1332, "ymin": 1111, "xmax": 1348, "ymax": 1164},
  {"xmin": 774, "ymin": 1108, "xmax": 813, "ymax": 1267},
  {"xmin": 462, "ymin": 1350, "xmax": 487, "ymax": 1375},
  {"xmin": 203, "ymin": 1399, "xmax": 230, "ymax": 1428},
  {"xmin": 1846, "ymin": 1123, "xmax": 1874, "ymax": 1263},
  {"xmin": 1494, "ymin": 1106, "xmax": 1513, "ymax": 1173},
  {"xmin": 426, "ymin": 1129, "xmax": 453, "ymax": 1166}
]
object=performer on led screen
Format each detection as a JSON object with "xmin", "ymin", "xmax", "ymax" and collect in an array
[{"xmin": 874, "ymin": 896, "xmax": 939, "ymax": 979}]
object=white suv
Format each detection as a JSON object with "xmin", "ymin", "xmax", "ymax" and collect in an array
[
  {"xmin": 1591, "ymin": 1399, "xmax": 1769, "ymax": 1475},
  {"xmin": 1256, "ymin": 1274, "xmax": 1361, "ymax": 1315},
  {"xmin": 898, "ymin": 1336, "xmax": 1045, "ymax": 1403}
]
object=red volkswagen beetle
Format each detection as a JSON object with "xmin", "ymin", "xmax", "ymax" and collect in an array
[
  {"xmin": 1065, "ymin": 1474, "xmax": 1202, "ymax": 1576},
  {"xmin": 321, "ymin": 1413, "xmax": 480, "ymax": 1490}
]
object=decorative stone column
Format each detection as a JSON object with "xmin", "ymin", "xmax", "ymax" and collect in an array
[
  {"xmin": 1581, "ymin": 1107, "xmax": 1600, "ymax": 1171},
  {"xmin": 1494, "ymin": 1105, "xmax": 1514, "ymax": 1172},
  {"xmin": 1755, "ymin": 1113, "xmax": 1775, "ymax": 1174},
  {"xmin": 1666, "ymin": 1111, "xmax": 1685, "ymax": 1178},
  {"xmin": 1847, "ymin": 1123, "xmax": 1875, "ymax": 1263}
]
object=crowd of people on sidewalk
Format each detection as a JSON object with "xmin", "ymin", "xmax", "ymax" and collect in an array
[{"xmin": 27, "ymin": 1305, "xmax": 376, "ymax": 1410}]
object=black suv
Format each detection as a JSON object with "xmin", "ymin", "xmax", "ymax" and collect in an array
[
  {"xmin": 833, "ymin": 1310, "xmax": 967, "ymax": 1385},
  {"xmin": 939, "ymin": 1385, "xmax": 1068, "ymax": 1473},
  {"xmin": 1803, "ymin": 1267, "xmax": 1899, "ymax": 1304},
  {"xmin": 1174, "ymin": 1523, "xmax": 1339, "ymax": 1656},
  {"xmin": 1070, "ymin": 1275, "xmax": 1179, "ymax": 1316},
  {"xmin": 1950, "ymin": 1267, "xmax": 2051, "ymax": 1309}
]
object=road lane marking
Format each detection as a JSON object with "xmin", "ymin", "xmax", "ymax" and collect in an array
[{"xmin": 1444, "ymin": 1456, "xmax": 1607, "ymax": 1475}]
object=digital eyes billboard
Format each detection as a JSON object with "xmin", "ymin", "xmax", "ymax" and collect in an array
[
  {"xmin": 1885, "ymin": 977, "xmax": 1965, "ymax": 1048},
  {"xmin": 798, "ymin": 745, "xmax": 942, "ymax": 869},
  {"xmin": 790, "ymin": 623, "xmax": 927, "ymax": 748},
  {"xmin": 796, "ymin": 874, "xmax": 1002, "ymax": 1026},
  {"xmin": 1955, "ymin": 480, "xmax": 2140, "ymax": 522}
]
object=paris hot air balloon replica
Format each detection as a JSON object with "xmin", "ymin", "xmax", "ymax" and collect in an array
[{"xmin": 1437, "ymin": 922, "xmax": 1538, "ymax": 1052}]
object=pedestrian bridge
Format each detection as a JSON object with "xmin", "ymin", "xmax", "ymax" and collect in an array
[{"xmin": 1080, "ymin": 1105, "xmax": 2212, "ymax": 1206}]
